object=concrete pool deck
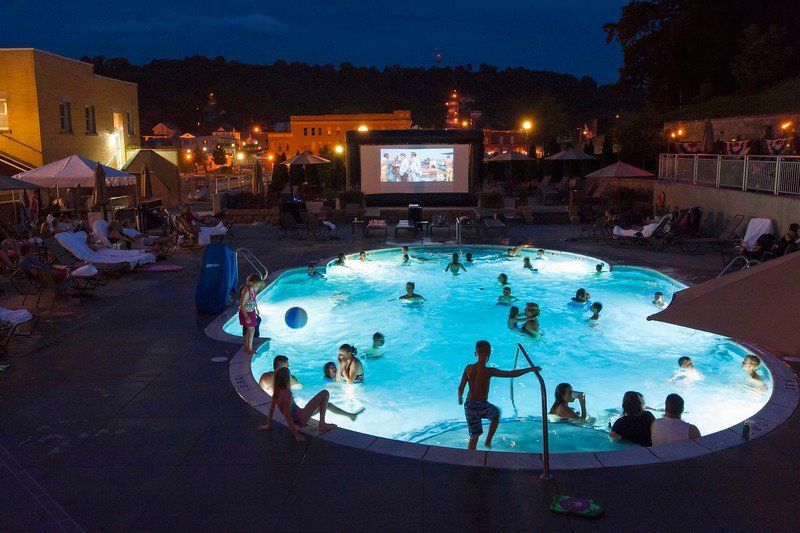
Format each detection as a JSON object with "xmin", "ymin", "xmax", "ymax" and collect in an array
[{"xmin": 1, "ymin": 223, "xmax": 799, "ymax": 531}]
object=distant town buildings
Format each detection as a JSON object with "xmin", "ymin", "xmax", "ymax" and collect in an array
[
  {"xmin": 483, "ymin": 130, "xmax": 529, "ymax": 156},
  {"xmin": 266, "ymin": 110, "xmax": 412, "ymax": 155},
  {"xmin": 0, "ymin": 48, "xmax": 140, "ymax": 174},
  {"xmin": 445, "ymin": 90, "xmax": 481, "ymax": 129}
]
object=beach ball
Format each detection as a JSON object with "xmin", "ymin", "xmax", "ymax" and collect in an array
[{"xmin": 284, "ymin": 307, "xmax": 308, "ymax": 329}]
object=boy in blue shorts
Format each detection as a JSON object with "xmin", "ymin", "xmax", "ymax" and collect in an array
[{"xmin": 457, "ymin": 340, "xmax": 539, "ymax": 450}]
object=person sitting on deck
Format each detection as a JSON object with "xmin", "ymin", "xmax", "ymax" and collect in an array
[
  {"xmin": 19, "ymin": 244, "xmax": 70, "ymax": 282},
  {"xmin": 650, "ymin": 393, "xmax": 700, "ymax": 446},
  {"xmin": 610, "ymin": 391, "xmax": 655, "ymax": 446},
  {"xmin": 773, "ymin": 223, "xmax": 799, "ymax": 256},
  {"xmin": 457, "ymin": 340, "xmax": 538, "ymax": 450},
  {"xmin": 258, "ymin": 367, "xmax": 337, "ymax": 441}
]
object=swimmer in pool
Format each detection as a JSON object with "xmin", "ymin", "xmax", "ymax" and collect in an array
[
  {"xmin": 497, "ymin": 273, "xmax": 509, "ymax": 286},
  {"xmin": 258, "ymin": 355, "xmax": 303, "ymax": 394},
  {"xmin": 358, "ymin": 250, "xmax": 368, "ymax": 261},
  {"xmin": 323, "ymin": 362, "xmax": 337, "ymax": 381},
  {"xmin": 571, "ymin": 288, "xmax": 590, "ymax": 303},
  {"xmin": 400, "ymin": 281, "xmax": 426, "ymax": 301},
  {"xmin": 670, "ymin": 356, "xmax": 703, "ymax": 383},
  {"xmin": 506, "ymin": 247, "xmax": 518, "ymax": 258},
  {"xmin": 595, "ymin": 263, "xmax": 604, "ymax": 274},
  {"xmin": 401, "ymin": 246, "xmax": 428, "ymax": 261},
  {"xmin": 337, "ymin": 343, "xmax": 364, "ymax": 384},
  {"xmin": 497, "ymin": 286, "xmax": 518, "ymax": 305},
  {"xmin": 465, "ymin": 252, "xmax": 473, "ymax": 263},
  {"xmin": 535, "ymin": 249, "xmax": 545, "ymax": 260},
  {"xmin": 521, "ymin": 302, "xmax": 540, "ymax": 335},
  {"xmin": 523, "ymin": 257, "xmax": 538, "ymax": 271},
  {"xmin": 445, "ymin": 253, "xmax": 467, "ymax": 274},
  {"xmin": 653, "ymin": 291, "xmax": 666, "ymax": 308},
  {"xmin": 333, "ymin": 253, "xmax": 347, "ymax": 267},
  {"xmin": 589, "ymin": 302, "xmax": 602, "ymax": 321},
  {"xmin": 363, "ymin": 332, "xmax": 385, "ymax": 358},
  {"xmin": 401, "ymin": 253, "xmax": 410, "ymax": 264},
  {"xmin": 742, "ymin": 354, "xmax": 763, "ymax": 383},
  {"xmin": 507, "ymin": 306, "xmax": 524, "ymax": 329},
  {"xmin": 307, "ymin": 265, "xmax": 325, "ymax": 279}
]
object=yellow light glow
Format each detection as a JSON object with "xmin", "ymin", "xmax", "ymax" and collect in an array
[
  {"xmin": 107, "ymin": 132, "xmax": 118, "ymax": 148},
  {"xmin": 202, "ymin": 147, "xmax": 207, "ymax": 152},
  {"xmin": 186, "ymin": 149, "xmax": 192, "ymax": 154},
  {"xmin": 677, "ymin": 129, "xmax": 684, "ymax": 136},
  {"xmin": 236, "ymin": 152, "xmax": 244, "ymax": 161},
  {"xmin": 461, "ymin": 120, "xmax": 469, "ymax": 127},
  {"xmin": 231, "ymin": 143, "xmax": 236, "ymax": 147},
  {"xmin": 253, "ymin": 126, "xmax": 260, "ymax": 133},
  {"xmin": 781, "ymin": 121, "xmax": 792, "ymax": 130},
  {"xmin": 267, "ymin": 154, "xmax": 275, "ymax": 161},
  {"xmin": 670, "ymin": 132, "xmax": 676, "ymax": 138},
  {"xmin": 334, "ymin": 144, "xmax": 344, "ymax": 154},
  {"xmin": 522, "ymin": 120, "xmax": 532, "ymax": 131},
  {"xmin": 185, "ymin": 154, "xmax": 192, "ymax": 160},
  {"xmin": 357, "ymin": 125, "xmax": 369, "ymax": 132}
]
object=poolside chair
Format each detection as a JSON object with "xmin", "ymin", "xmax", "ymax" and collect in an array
[
  {"xmin": 720, "ymin": 217, "xmax": 774, "ymax": 264},
  {"xmin": 278, "ymin": 213, "xmax": 306, "ymax": 238},
  {"xmin": 677, "ymin": 214, "xmax": 745, "ymax": 255},
  {"xmin": 500, "ymin": 198, "xmax": 524, "ymax": 226},
  {"xmin": 302, "ymin": 211, "xmax": 335, "ymax": 239},
  {"xmin": 394, "ymin": 219, "xmax": 416, "ymax": 238},
  {"xmin": 653, "ymin": 207, "xmax": 702, "ymax": 252},
  {"xmin": 32, "ymin": 267, "xmax": 71, "ymax": 311},
  {"xmin": 536, "ymin": 176, "xmax": 560, "ymax": 205},
  {"xmin": 612, "ymin": 214, "xmax": 673, "ymax": 247},
  {"xmin": 429, "ymin": 213, "xmax": 451, "ymax": 237},
  {"xmin": 364, "ymin": 218, "xmax": 388, "ymax": 239},
  {"xmin": 584, "ymin": 181, "xmax": 608, "ymax": 205},
  {"xmin": 0, "ymin": 307, "xmax": 39, "ymax": 354},
  {"xmin": 480, "ymin": 216, "xmax": 507, "ymax": 238}
]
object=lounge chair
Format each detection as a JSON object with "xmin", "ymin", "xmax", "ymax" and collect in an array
[
  {"xmin": 480, "ymin": 217, "xmax": 507, "ymax": 237},
  {"xmin": 429, "ymin": 213, "xmax": 451, "ymax": 237},
  {"xmin": 395, "ymin": 220, "xmax": 415, "ymax": 238},
  {"xmin": 720, "ymin": 218, "xmax": 774, "ymax": 264},
  {"xmin": 278, "ymin": 213, "xmax": 306, "ymax": 238},
  {"xmin": 32, "ymin": 267, "xmax": 71, "ymax": 311},
  {"xmin": 55, "ymin": 231, "xmax": 155, "ymax": 270},
  {"xmin": 501, "ymin": 198, "xmax": 524, "ymax": 226},
  {"xmin": 536, "ymin": 176, "xmax": 560, "ymax": 205},
  {"xmin": 0, "ymin": 307, "xmax": 39, "ymax": 353},
  {"xmin": 612, "ymin": 214, "xmax": 672, "ymax": 246},
  {"xmin": 364, "ymin": 218, "xmax": 388, "ymax": 239},
  {"xmin": 302, "ymin": 211, "xmax": 336, "ymax": 239},
  {"xmin": 677, "ymin": 214, "xmax": 745, "ymax": 255},
  {"xmin": 584, "ymin": 181, "xmax": 608, "ymax": 205}
]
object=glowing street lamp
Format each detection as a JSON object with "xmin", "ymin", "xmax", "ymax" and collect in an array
[
  {"xmin": 334, "ymin": 144, "xmax": 344, "ymax": 154},
  {"xmin": 521, "ymin": 120, "xmax": 532, "ymax": 131},
  {"xmin": 236, "ymin": 152, "xmax": 244, "ymax": 161},
  {"xmin": 357, "ymin": 125, "xmax": 369, "ymax": 132},
  {"xmin": 781, "ymin": 121, "xmax": 793, "ymax": 131}
]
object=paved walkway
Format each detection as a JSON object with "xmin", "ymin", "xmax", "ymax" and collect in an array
[{"xmin": 1, "ymin": 223, "xmax": 797, "ymax": 531}]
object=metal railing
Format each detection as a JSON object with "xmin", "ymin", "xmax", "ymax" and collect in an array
[
  {"xmin": 658, "ymin": 154, "xmax": 800, "ymax": 196},
  {"xmin": 235, "ymin": 247, "xmax": 268, "ymax": 284},
  {"xmin": 510, "ymin": 342, "xmax": 551, "ymax": 480},
  {"xmin": 718, "ymin": 255, "xmax": 760, "ymax": 278}
]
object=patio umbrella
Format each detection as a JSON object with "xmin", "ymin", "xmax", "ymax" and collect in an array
[
  {"xmin": 138, "ymin": 163, "xmax": 152, "ymax": 202},
  {"xmin": 584, "ymin": 161, "xmax": 654, "ymax": 179},
  {"xmin": 648, "ymin": 252, "xmax": 800, "ymax": 354},
  {"xmin": 251, "ymin": 160, "xmax": 264, "ymax": 196},
  {"xmin": 283, "ymin": 151, "xmax": 331, "ymax": 197},
  {"xmin": 0, "ymin": 174, "xmax": 40, "ymax": 223},
  {"xmin": 90, "ymin": 161, "xmax": 108, "ymax": 211},
  {"xmin": 546, "ymin": 148, "xmax": 596, "ymax": 161},
  {"xmin": 486, "ymin": 151, "xmax": 533, "ymax": 182},
  {"xmin": 700, "ymin": 118, "xmax": 714, "ymax": 154},
  {"xmin": 13, "ymin": 155, "xmax": 134, "ymax": 188}
]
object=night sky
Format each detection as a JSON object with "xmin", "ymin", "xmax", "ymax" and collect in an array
[{"xmin": 2, "ymin": 0, "xmax": 627, "ymax": 84}]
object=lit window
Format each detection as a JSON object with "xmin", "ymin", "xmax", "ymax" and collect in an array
[
  {"xmin": 0, "ymin": 99, "xmax": 8, "ymax": 131},
  {"xmin": 336, "ymin": 127, "xmax": 341, "ymax": 135},
  {"xmin": 303, "ymin": 127, "xmax": 308, "ymax": 136},
  {"xmin": 126, "ymin": 112, "xmax": 135, "ymax": 135},
  {"xmin": 59, "ymin": 102, "xmax": 72, "ymax": 133},
  {"xmin": 327, "ymin": 128, "xmax": 332, "ymax": 135},
  {"xmin": 84, "ymin": 106, "xmax": 96, "ymax": 134}
]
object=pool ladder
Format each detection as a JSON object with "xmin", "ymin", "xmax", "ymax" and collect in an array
[
  {"xmin": 235, "ymin": 247, "xmax": 268, "ymax": 283},
  {"xmin": 718, "ymin": 255, "xmax": 760, "ymax": 278},
  {"xmin": 511, "ymin": 343, "xmax": 552, "ymax": 480}
]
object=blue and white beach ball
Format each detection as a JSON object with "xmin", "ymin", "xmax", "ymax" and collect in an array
[{"xmin": 284, "ymin": 307, "xmax": 308, "ymax": 329}]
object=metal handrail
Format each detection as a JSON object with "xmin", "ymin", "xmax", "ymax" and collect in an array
[
  {"xmin": 718, "ymin": 255, "xmax": 760, "ymax": 278},
  {"xmin": 235, "ymin": 247, "xmax": 268, "ymax": 282},
  {"xmin": 511, "ymin": 342, "xmax": 552, "ymax": 480}
]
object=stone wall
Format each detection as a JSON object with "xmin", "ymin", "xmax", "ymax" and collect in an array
[{"xmin": 655, "ymin": 181, "xmax": 800, "ymax": 235}]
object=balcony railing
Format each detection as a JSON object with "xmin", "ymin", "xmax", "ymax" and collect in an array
[{"xmin": 658, "ymin": 154, "xmax": 800, "ymax": 196}]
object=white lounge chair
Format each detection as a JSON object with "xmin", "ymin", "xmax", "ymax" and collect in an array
[{"xmin": 56, "ymin": 231, "xmax": 155, "ymax": 269}]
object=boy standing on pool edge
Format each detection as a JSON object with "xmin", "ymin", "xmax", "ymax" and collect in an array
[{"xmin": 458, "ymin": 340, "xmax": 539, "ymax": 450}]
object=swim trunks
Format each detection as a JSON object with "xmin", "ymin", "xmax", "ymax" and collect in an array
[{"xmin": 464, "ymin": 400, "xmax": 500, "ymax": 437}]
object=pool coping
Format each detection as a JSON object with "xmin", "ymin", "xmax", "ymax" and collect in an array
[{"xmin": 206, "ymin": 245, "xmax": 799, "ymax": 471}]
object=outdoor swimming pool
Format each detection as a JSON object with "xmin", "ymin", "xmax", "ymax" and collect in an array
[{"xmin": 224, "ymin": 246, "xmax": 771, "ymax": 453}]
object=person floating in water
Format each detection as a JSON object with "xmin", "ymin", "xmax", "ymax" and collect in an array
[
  {"xmin": 458, "ymin": 340, "xmax": 538, "ymax": 450},
  {"xmin": 506, "ymin": 247, "xmax": 520, "ymax": 258},
  {"xmin": 497, "ymin": 286, "xmax": 518, "ymax": 305},
  {"xmin": 653, "ymin": 291, "xmax": 666, "ymax": 308},
  {"xmin": 497, "ymin": 273, "xmax": 509, "ymax": 286},
  {"xmin": 670, "ymin": 356, "xmax": 703, "ymax": 383},
  {"xmin": 337, "ymin": 343, "xmax": 364, "ymax": 384},
  {"xmin": 465, "ymin": 252, "xmax": 473, "ymax": 263},
  {"xmin": 522, "ymin": 257, "xmax": 538, "ymax": 271},
  {"xmin": 400, "ymin": 281, "xmax": 425, "ymax": 301},
  {"xmin": 535, "ymin": 249, "xmax": 545, "ymax": 260},
  {"xmin": 742, "ymin": 354, "xmax": 764, "ymax": 385},
  {"xmin": 333, "ymin": 253, "xmax": 347, "ymax": 267},
  {"xmin": 323, "ymin": 362, "xmax": 337, "ymax": 381},
  {"xmin": 401, "ymin": 246, "xmax": 428, "ymax": 261},
  {"xmin": 507, "ymin": 306, "xmax": 524, "ymax": 329},
  {"xmin": 521, "ymin": 302, "xmax": 541, "ymax": 335},
  {"xmin": 307, "ymin": 265, "xmax": 325, "ymax": 279},
  {"xmin": 358, "ymin": 250, "xmax": 369, "ymax": 261},
  {"xmin": 595, "ymin": 263, "xmax": 604, "ymax": 274},
  {"xmin": 571, "ymin": 288, "xmax": 591, "ymax": 304},
  {"xmin": 363, "ymin": 332, "xmax": 385, "ymax": 358},
  {"xmin": 445, "ymin": 253, "xmax": 467, "ymax": 275},
  {"xmin": 589, "ymin": 302, "xmax": 602, "ymax": 321},
  {"xmin": 401, "ymin": 253, "xmax": 410, "ymax": 264}
]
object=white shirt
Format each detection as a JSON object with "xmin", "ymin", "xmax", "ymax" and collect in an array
[{"xmin": 651, "ymin": 416, "xmax": 692, "ymax": 446}]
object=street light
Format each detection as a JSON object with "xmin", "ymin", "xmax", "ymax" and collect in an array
[
  {"xmin": 334, "ymin": 144, "xmax": 344, "ymax": 154},
  {"xmin": 521, "ymin": 120, "xmax": 532, "ymax": 131},
  {"xmin": 357, "ymin": 125, "xmax": 368, "ymax": 132},
  {"xmin": 236, "ymin": 152, "xmax": 244, "ymax": 161},
  {"xmin": 521, "ymin": 120, "xmax": 533, "ymax": 156}
]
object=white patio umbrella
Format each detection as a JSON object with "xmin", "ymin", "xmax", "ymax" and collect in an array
[
  {"xmin": 283, "ymin": 151, "xmax": 331, "ymax": 197},
  {"xmin": 648, "ymin": 252, "xmax": 800, "ymax": 354},
  {"xmin": 13, "ymin": 155, "xmax": 134, "ymax": 188}
]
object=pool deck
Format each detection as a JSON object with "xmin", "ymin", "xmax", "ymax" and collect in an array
[{"xmin": 1, "ymin": 223, "xmax": 798, "ymax": 531}]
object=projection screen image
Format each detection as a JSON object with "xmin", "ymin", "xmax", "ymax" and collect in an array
[{"xmin": 380, "ymin": 147, "xmax": 453, "ymax": 183}]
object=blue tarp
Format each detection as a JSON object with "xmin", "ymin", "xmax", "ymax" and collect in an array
[{"xmin": 195, "ymin": 244, "xmax": 238, "ymax": 314}]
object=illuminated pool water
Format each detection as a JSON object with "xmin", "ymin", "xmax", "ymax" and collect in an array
[{"xmin": 225, "ymin": 246, "xmax": 771, "ymax": 453}]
